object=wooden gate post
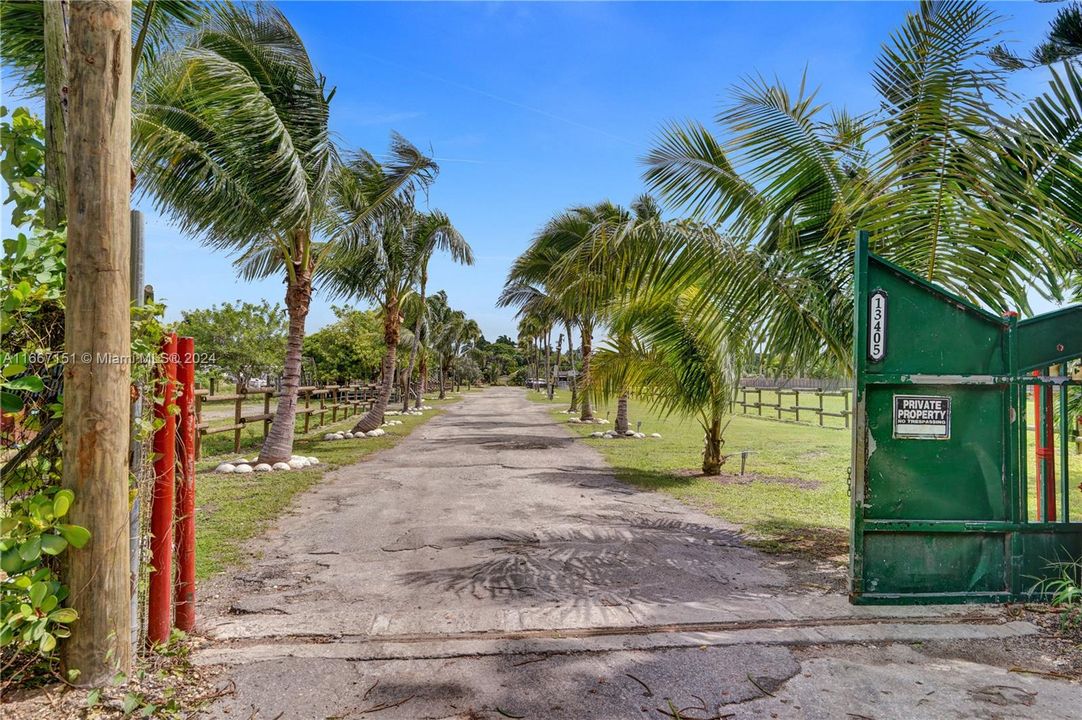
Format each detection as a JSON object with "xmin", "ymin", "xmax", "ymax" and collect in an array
[{"xmin": 60, "ymin": 0, "xmax": 133, "ymax": 686}]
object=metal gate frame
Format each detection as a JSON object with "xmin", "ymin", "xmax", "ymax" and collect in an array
[{"xmin": 850, "ymin": 232, "xmax": 1082, "ymax": 604}]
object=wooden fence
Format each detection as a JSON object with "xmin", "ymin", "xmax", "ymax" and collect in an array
[
  {"xmin": 731, "ymin": 386, "xmax": 852, "ymax": 429},
  {"xmin": 193, "ymin": 383, "xmax": 384, "ymax": 457}
]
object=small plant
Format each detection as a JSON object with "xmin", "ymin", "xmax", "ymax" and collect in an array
[{"xmin": 1031, "ymin": 557, "xmax": 1082, "ymax": 633}]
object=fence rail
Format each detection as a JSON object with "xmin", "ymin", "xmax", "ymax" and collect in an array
[
  {"xmin": 731, "ymin": 386, "xmax": 852, "ymax": 429},
  {"xmin": 193, "ymin": 383, "xmax": 383, "ymax": 457}
]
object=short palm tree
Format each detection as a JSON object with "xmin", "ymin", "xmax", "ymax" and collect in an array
[
  {"xmin": 641, "ymin": 1, "xmax": 1079, "ymax": 374},
  {"xmin": 133, "ymin": 5, "xmax": 436, "ymax": 462},
  {"xmin": 324, "ymin": 195, "xmax": 469, "ymax": 432},
  {"xmin": 592, "ymin": 286, "xmax": 745, "ymax": 475}
]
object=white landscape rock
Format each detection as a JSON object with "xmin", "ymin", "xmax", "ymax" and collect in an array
[
  {"xmin": 214, "ymin": 463, "xmax": 236, "ymax": 474},
  {"xmin": 306, "ymin": 457, "xmax": 320, "ymax": 465},
  {"xmin": 233, "ymin": 459, "xmax": 251, "ymax": 465},
  {"xmin": 567, "ymin": 418, "xmax": 581, "ymax": 424},
  {"xmin": 634, "ymin": 433, "xmax": 646, "ymax": 439},
  {"xmin": 287, "ymin": 459, "xmax": 307, "ymax": 470},
  {"xmin": 650, "ymin": 433, "xmax": 662, "ymax": 439},
  {"xmin": 590, "ymin": 431, "xmax": 604, "ymax": 438},
  {"xmin": 323, "ymin": 434, "xmax": 336, "ymax": 441},
  {"xmin": 366, "ymin": 429, "xmax": 385, "ymax": 438},
  {"xmin": 603, "ymin": 433, "xmax": 615, "ymax": 439},
  {"xmin": 233, "ymin": 464, "xmax": 253, "ymax": 474},
  {"xmin": 272, "ymin": 462, "xmax": 292, "ymax": 471},
  {"xmin": 624, "ymin": 431, "xmax": 637, "ymax": 437},
  {"xmin": 343, "ymin": 432, "xmax": 354, "ymax": 439},
  {"xmin": 253, "ymin": 463, "xmax": 273, "ymax": 472}
]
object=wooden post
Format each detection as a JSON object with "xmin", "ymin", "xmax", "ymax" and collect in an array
[
  {"xmin": 61, "ymin": 0, "xmax": 132, "ymax": 686},
  {"xmin": 43, "ymin": 0, "xmax": 69, "ymax": 228},
  {"xmin": 843, "ymin": 389, "xmax": 851, "ymax": 429},
  {"xmin": 320, "ymin": 389, "xmax": 326, "ymax": 426},
  {"xmin": 233, "ymin": 388, "xmax": 243, "ymax": 454},
  {"xmin": 263, "ymin": 390, "xmax": 272, "ymax": 439},
  {"xmin": 303, "ymin": 388, "xmax": 311, "ymax": 433},
  {"xmin": 818, "ymin": 389, "xmax": 825, "ymax": 427},
  {"xmin": 794, "ymin": 389, "xmax": 800, "ymax": 423}
]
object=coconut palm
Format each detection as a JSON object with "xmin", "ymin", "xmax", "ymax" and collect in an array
[
  {"xmin": 133, "ymin": 4, "xmax": 436, "ymax": 462},
  {"xmin": 399, "ymin": 214, "xmax": 473, "ymax": 411},
  {"xmin": 501, "ymin": 203, "xmax": 630, "ymax": 421},
  {"xmin": 324, "ymin": 196, "xmax": 469, "ymax": 432},
  {"xmin": 641, "ymin": 1, "xmax": 1079, "ymax": 374},
  {"xmin": 592, "ymin": 285, "xmax": 745, "ymax": 475}
]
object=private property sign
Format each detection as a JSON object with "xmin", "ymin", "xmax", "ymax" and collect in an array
[{"xmin": 892, "ymin": 395, "xmax": 951, "ymax": 439}]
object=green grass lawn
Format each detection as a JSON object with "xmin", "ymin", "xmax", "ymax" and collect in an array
[
  {"xmin": 192, "ymin": 394, "xmax": 459, "ymax": 579},
  {"xmin": 530, "ymin": 388, "xmax": 1082, "ymax": 557}
]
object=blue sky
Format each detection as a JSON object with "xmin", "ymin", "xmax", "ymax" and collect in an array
[{"xmin": 4, "ymin": 1, "xmax": 1062, "ymax": 339}]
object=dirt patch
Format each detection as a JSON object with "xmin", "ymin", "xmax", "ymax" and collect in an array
[{"xmin": 673, "ymin": 468, "xmax": 822, "ymax": 490}]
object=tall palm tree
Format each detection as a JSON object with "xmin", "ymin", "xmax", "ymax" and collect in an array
[
  {"xmin": 501, "ymin": 203, "xmax": 628, "ymax": 421},
  {"xmin": 133, "ymin": 5, "xmax": 435, "ymax": 462},
  {"xmin": 324, "ymin": 196, "xmax": 468, "ymax": 432},
  {"xmin": 400, "ymin": 213, "xmax": 473, "ymax": 411},
  {"xmin": 640, "ymin": 1, "xmax": 1078, "ymax": 374}
]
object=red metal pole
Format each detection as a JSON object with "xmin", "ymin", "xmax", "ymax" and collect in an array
[
  {"xmin": 1033, "ymin": 370, "xmax": 1056, "ymax": 522},
  {"xmin": 148, "ymin": 333, "xmax": 177, "ymax": 646},
  {"xmin": 174, "ymin": 337, "xmax": 197, "ymax": 631}
]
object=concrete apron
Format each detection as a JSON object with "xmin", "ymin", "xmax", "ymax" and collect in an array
[{"xmin": 195, "ymin": 388, "xmax": 1069, "ymax": 719}]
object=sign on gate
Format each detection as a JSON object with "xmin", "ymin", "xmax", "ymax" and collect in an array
[
  {"xmin": 849, "ymin": 231, "xmax": 1082, "ymax": 605},
  {"xmin": 892, "ymin": 395, "xmax": 950, "ymax": 439}
]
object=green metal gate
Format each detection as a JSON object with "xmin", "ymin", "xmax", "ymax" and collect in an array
[{"xmin": 850, "ymin": 232, "xmax": 1082, "ymax": 604}]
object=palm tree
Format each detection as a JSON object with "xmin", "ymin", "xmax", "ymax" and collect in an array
[
  {"xmin": 324, "ymin": 196, "xmax": 468, "ymax": 432},
  {"xmin": 640, "ymin": 1, "xmax": 1078, "ymax": 374},
  {"xmin": 591, "ymin": 286, "xmax": 745, "ymax": 475},
  {"xmin": 1, "ymin": 0, "xmax": 208, "ymax": 226},
  {"xmin": 133, "ymin": 5, "xmax": 435, "ymax": 462},
  {"xmin": 400, "ymin": 213, "xmax": 473, "ymax": 411},
  {"xmin": 501, "ymin": 203, "xmax": 629, "ymax": 421}
]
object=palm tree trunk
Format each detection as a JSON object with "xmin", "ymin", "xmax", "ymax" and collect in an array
[
  {"xmin": 258, "ymin": 261, "xmax": 311, "ymax": 464},
  {"xmin": 579, "ymin": 325, "xmax": 594, "ymax": 422},
  {"xmin": 415, "ymin": 350, "xmax": 427, "ymax": 409},
  {"xmin": 702, "ymin": 415, "xmax": 725, "ymax": 475},
  {"xmin": 544, "ymin": 328, "xmax": 551, "ymax": 399},
  {"xmin": 353, "ymin": 298, "xmax": 399, "ymax": 433},
  {"xmin": 614, "ymin": 331, "xmax": 632, "ymax": 433},
  {"xmin": 566, "ymin": 321, "xmax": 578, "ymax": 412},
  {"xmin": 615, "ymin": 394, "xmax": 630, "ymax": 434},
  {"xmin": 403, "ymin": 278, "xmax": 426, "ymax": 411},
  {"xmin": 549, "ymin": 333, "xmax": 562, "ymax": 401}
]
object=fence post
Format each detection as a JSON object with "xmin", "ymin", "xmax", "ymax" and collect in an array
[
  {"xmin": 194, "ymin": 391, "xmax": 203, "ymax": 459},
  {"xmin": 263, "ymin": 390, "xmax": 272, "ymax": 438},
  {"xmin": 148, "ymin": 333, "xmax": 177, "ymax": 647},
  {"xmin": 303, "ymin": 388, "xmax": 311, "ymax": 433},
  {"xmin": 320, "ymin": 389, "xmax": 326, "ymax": 426},
  {"xmin": 233, "ymin": 388, "xmax": 243, "ymax": 454},
  {"xmin": 128, "ymin": 210, "xmax": 144, "ymax": 648},
  {"xmin": 818, "ymin": 389, "xmax": 824, "ymax": 427},
  {"xmin": 843, "ymin": 389, "xmax": 851, "ymax": 429},
  {"xmin": 174, "ymin": 337, "xmax": 197, "ymax": 631},
  {"xmin": 794, "ymin": 389, "xmax": 800, "ymax": 423}
]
